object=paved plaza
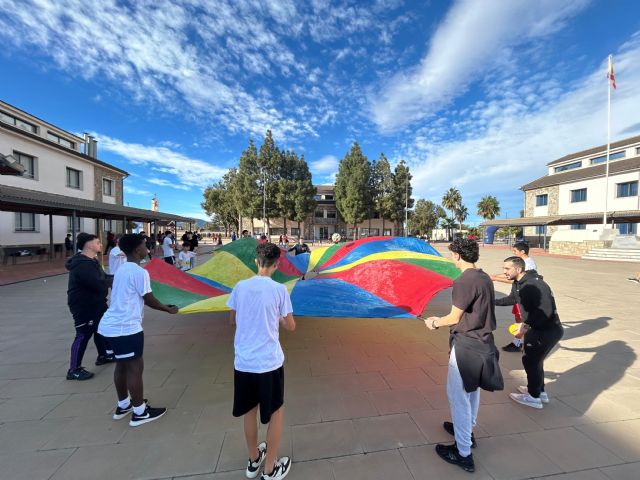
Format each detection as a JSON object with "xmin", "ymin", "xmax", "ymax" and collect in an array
[{"xmin": 0, "ymin": 246, "xmax": 639, "ymax": 480}]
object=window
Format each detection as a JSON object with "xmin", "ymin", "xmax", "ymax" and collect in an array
[
  {"xmin": 313, "ymin": 194, "xmax": 322, "ymax": 200},
  {"xmin": 326, "ymin": 211, "xmax": 337, "ymax": 219},
  {"xmin": 535, "ymin": 194, "xmax": 548, "ymax": 206},
  {"xmin": 570, "ymin": 224, "xmax": 587, "ymax": 230},
  {"xmin": 535, "ymin": 225, "xmax": 545, "ymax": 235},
  {"xmin": 67, "ymin": 216, "xmax": 82, "ymax": 232},
  {"xmin": 0, "ymin": 110, "xmax": 38, "ymax": 133},
  {"xmin": 48, "ymin": 131, "xmax": 75, "ymax": 149},
  {"xmin": 290, "ymin": 228, "xmax": 300, "ymax": 237},
  {"xmin": 554, "ymin": 161, "xmax": 582, "ymax": 173},
  {"xmin": 66, "ymin": 167, "xmax": 82, "ymax": 189},
  {"xmin": 103, "ymin": 178, "xmax": 114, "ymax": 196},
  {"xmin": 636, "ymin": 147, "xmax": 640, "ymax": 155},
  {"xmin": 103, "ymin": 219, "xmax": 114, "ymax": 231},
  {"xmin": 383, "ymin": 229, "xmax": 392, "ymax": 236},
  {"xmin": 13, "ymin": 151, "xmax": 36, "ymax": 179},
  {"xmin": 324, "ymin": 195, "xmax": 334, "ymax": 200},
  {"xmin": 373, "ymin": 211, "xmax": 380, "ymax": 219},
  {"xmin": 15, "ymin": 213, "xmax": 37, "ymax": 232},
  {"xmin": 617, "ymin": 181, "xmax": 638, "ymax": 198},
  {"xmin": 270, "ymin": 228, "xmax": 285, "ymax": 236},
  {"xmin": 314, "ymin": 210, "xmax": 324, "ymax": 218},
  {"xmin": 570, "ymin": 188, "xmax": 587, "ymax": 203},
  {"xmin": 616, "ymin": 223, "xmax": 638, "ymax": 235},
  {"xmin": 590, "ymin": 151, "xmax": 626, "ymax": 165}
]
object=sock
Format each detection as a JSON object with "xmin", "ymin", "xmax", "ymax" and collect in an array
[
  {"xmin": 133, "ymin": 403, "xmax": 146, "ymax": 415},
  {"xmin": 117, "ymin": 397, "xmax": 131, "ymax": 409}
]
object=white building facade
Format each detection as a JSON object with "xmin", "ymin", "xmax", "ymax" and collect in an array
[{"xmin": 0, "ymin": 100, "xmax": 127, "ymax": 250}]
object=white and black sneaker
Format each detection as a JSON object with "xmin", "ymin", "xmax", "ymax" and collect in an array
[
  {"xmin": 113, "ymin": 399, "xmax": 148, "ymax": 420},
  {"xmin": 246, "ymin": 442, "xmax": 267, "ymax": 478},
  {"xmin": 517, "ymin": 386, "xmax": 549, "ymax": 404},
  {"xmin": 261, "ymin": 457, "xmax": 291, "ymax": 480},
  {"xmin": 129, "ymin": 404, "xmax": 166, "ymax": 427}
]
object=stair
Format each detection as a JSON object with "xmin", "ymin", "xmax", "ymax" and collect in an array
[{"xmin": 582, "ymin": 248, "xmax": 640, "ymax": 263}]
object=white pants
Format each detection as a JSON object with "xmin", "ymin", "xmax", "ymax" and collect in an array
[{"xmin": 446, "ymin": 346, "xmax": 480, "ymax": 457}]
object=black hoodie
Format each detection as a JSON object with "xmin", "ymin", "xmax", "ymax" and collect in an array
[
  {"xmin": 495, "ymin": 270, "xmax": 562, "ymax": 331},
  {"xmin": 66, "ymin": 253, "xmax": 112, "ymax": 322}
]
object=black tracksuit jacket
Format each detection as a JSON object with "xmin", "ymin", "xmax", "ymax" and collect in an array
[{"xmin": 66, "ymin": 254, "xmax": 112, "ymax": 324}]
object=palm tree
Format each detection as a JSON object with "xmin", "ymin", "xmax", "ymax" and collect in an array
[
  {"xmin": 477, "ymin": 195, "xmax": 500, "ymax": 220},
  {"xmin": 440, "ymin": 217, "xmax": 455, "ymax": 240},
  {"xmin": 455, "ymin": 205, "xmax": 468, "ymax": 235},
  {"xmin": 442, "ymin": 187, "xmax": 462, "ymax": 240}
]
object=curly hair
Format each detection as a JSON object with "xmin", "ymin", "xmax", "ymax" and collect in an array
[
  {"xmin": 119, "ymin": 234, "xmax": 146, "ymax": 255},
  {"xmin": 448, "ymin": 238, "xmax": 479, "ymax": 263},
  {"xmin": 256, "ymin": 242, "xmax": 281, "ymax": 268}
]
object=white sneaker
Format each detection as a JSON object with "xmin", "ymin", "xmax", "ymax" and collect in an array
[
  {"xmin": 246, "ymin": 442, "xmax": 267, "ymax": 479},
  {"xmin": 517, "ymin": 386, "xmax": 549, "ymax": 404},
  {"xmin": 510, "ymin": 392, "xmax": 543, "ymax": 409},
  {"xmin": 261, "ymin": 457, "xmax": 291, "ymax": 480}
]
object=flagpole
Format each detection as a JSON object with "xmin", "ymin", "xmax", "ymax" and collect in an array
[{"xmin": 603, "ymin": 54, "xmax": 612, "ymax": 227}]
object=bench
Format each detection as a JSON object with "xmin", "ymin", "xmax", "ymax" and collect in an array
[{"xmin": 1, "ymin": 244, "xmax": 64, "ymax": 265}]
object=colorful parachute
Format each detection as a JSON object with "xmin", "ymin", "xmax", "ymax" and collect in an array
[{"xmin": 146, "ymin": 236, "xmax": 460, "ymax": 318}]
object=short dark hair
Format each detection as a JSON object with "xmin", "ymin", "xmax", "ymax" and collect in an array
[
  {"xmin": 504, "ymin": 256, "xmax": 526, "ymax": 271},
  {"xmin": 77, "ymin": 233, "xmax": 97, "ymax": 250},
  {"xmin": 513, "ymin": 242, "xmax": 530, "ymax": 255},
  {"xmin": 182, "ymin": 242, "xmax": 190, "ymax": 248},
  {"xmin": 448, "ymin": 238, "xmax": 479, "ymax": 263},
  {"xmin": 256, "ymin": 242, "xmax": 281, "ymax": 268},
  {"xmin": 119, "ymin": 234, "xmax": 146, "ymax": 255}
]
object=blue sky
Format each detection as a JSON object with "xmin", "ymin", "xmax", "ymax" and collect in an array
[{"xmin": 1, "ymin": 0, "xmax": 639, "ymax": 223}]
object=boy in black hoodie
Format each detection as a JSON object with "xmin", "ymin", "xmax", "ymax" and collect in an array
[
  {"xmin": 496, "ymin": 256, "xmax": 564, "ymax": 409},
  {"xmin": 66, "ymin": 233, "xmax": 114, "ymax": 380}
]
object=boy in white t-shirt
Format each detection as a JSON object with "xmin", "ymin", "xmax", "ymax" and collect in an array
[
  {"xmin": 227, "ymin": 243, "xmax": 296, "ymax": 480},
  {"xmin": 108, "ymin": 234, "xmax": 126, "ymax": 276},
  {"xmin": 178, "ymin": 242, "xmax": 196, "ymax": 271},
  {"xmin": 99, "ymin": 234, "xmax": 179, "ymax": 427}
]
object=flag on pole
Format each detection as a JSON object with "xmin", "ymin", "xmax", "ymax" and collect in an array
[{"xmin": 607, "ymin": 55, "xmax": 616, "ymax": 89}]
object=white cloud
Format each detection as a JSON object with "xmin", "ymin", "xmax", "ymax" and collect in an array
[
  {"xmin": 371, "ymin": 0, "xmax": 591, "ymax": 132},
  {"xmin": 123, "ymin": 185, "xmax": 152, "ymax": 196},
  {"xmin": 309, "ymin": 154, "xmax": 339, "ymax": 184},
  {"xmin": 397, "ymin": 33, "xmax": 640, "ymax": 218},
  {"xmin": 96, "ymin": 133, "xmax": 227, "ymax": 190}
]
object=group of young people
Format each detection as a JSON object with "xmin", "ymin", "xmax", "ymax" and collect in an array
[
  {"xmin": 424, "ymin": 238, "xmax": 564, "ymax": 472},
  {"xmin": 64, "ymin": 232, "xmax": 564, "ymax": 478}
]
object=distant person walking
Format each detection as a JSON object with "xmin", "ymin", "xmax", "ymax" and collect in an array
[
  {"xmin": 495, "ymin": 256, "xmax": 564, "ymax": 409},
  {"xmin": 104, "ymin": 231, "xmax": 116, "ymax": 255},
  {"xmin": 288, "ymin": 238, "xmax": 310, "ymax": 256},
  {"xmin": 108, "ymin": 234, "xmax": 126, "ymax": 275},
  {"xmin": 66, "ymin": 233, "xmax": 114, "ymax": 380},
  {"xmin": 64, "ymin": 233, "xmax": 73, "ymax": 256},
  {"xmin": 162, "ymin": 231, "xmax": 175, "ymax": 265}
]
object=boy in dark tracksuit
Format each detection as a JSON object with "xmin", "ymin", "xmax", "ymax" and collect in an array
[
  {"xmin": 496, "ymin": 256, "xmax": 564, "ymax": 408},
  {"xmin": 66, "ymin": 233, "xmax": 114, "ymax": 380}
]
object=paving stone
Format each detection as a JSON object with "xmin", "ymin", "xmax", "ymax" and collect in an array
[
  {"xmin": 0, "ymin": 394, "xmax": 68, "ymax": 422},
  {"xmin": 332, "ymin": 450, "xmax": 413, "ymax": 480},
  {"xmin": 353, "ymin": 413, "xmax": 425, "ymax": 452},
  {"xmin": 367, "ymin": 387, "xmax": 429, "ymax": 414},
  {"xmin": 292, "ymin": 420, "xmax": 362, "ymax": 461},
  {"xmin": 522, "ymin": 427, "xmax": 623, "ymax": 471},
  {"xmin": 0, "ymin": 448, "xmax": 75, "ymax": 480},
  {"xmin": 577, "ymin": 419, "xmax": 640, "ymax": 462},
  {"xmin": 599, "ymin": 461, "xmax": 640, "ymax": 480},
  {"xmin": 0, "ymin": 417, "xmax": 71, "ymax": 452}
]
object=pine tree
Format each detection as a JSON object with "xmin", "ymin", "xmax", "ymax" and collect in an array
[
  {"xmin": 390, "ymin": 160, "xmax": 414, "ymax": 236},
  {"xmin": 276, "ymin": 150, "xmax": 298, "ymax": 233},
  {"xmin": 292, "ymin": 154, "xmax": 316, "ymax": 238},
  {"xmin": 376, "ymin": 154, "xmax": 394, "ymax": 235},
  {"xmin": 236, "ymin": 139, "xmax": 261, "ymax": 232},
  {"xmin": 257, "ymin": 130, "xmax": 281, "ymax": 234},
  {"xmin": 410, "ymin": 199, "xmax": 441, "ymax": 236},
  {"xmin": 335, "ymin": 142, "xmax": 371, "ymax": 240}
]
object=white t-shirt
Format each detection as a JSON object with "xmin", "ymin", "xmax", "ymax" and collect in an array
[
  {"xmin": 108, "ymin": 245, "xmax": 126, "ymax": 276},
  {"xmin": 162, "ymin": 236, "xmax": 174, "ymax": 258},
  {"xmin": 98, "ymin": 262, "xmax": 152, "ymax": 337},
  {"xmin": 524, "ymin": 256, "xmax": 537, "ymax": 271},
  {"xmin": 178, "ymin": 251, "xmax": 195, "ymax": 271},
  {"xmin": 227, "ymin": 276, "xmax": 293, "ymax": 373}
]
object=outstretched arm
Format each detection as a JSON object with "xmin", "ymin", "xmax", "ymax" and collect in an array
[
  {"xmin": 423, "ymin": 305, "xmax": 465, "ymax": 330},
  {"xmin": 143, "ymin": 292, "xmax": 178, "ymax": 313}
]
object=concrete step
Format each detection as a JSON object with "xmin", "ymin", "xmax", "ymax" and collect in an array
[{"xmin": 583, "ymin": 247, "xmax": 640, "ymax": 262}]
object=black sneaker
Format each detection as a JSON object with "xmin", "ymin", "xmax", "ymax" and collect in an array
[
  {"xmin": 95, "ymin": 355, "xmax": 115, "ymax": 366},
  {"xmin": 261, "ymin": 456, "xmax": 291, "ymax": 480},
  {"xmin": 502, "ymin": 342, "xmax": 523, "ymax": 353},
  {"xmin": 443, "ymin": 421, "xmax": 476, "ymax": 448},
  {"xmin": 66, "ymin": 367, "xmax": 94, "ymax": 381},
  {"xmin": 246, "ymin": 442, "xmax": 267, "ymax": 478},
  {"xmin": 129, "ymin": 405, "xmax": 166, "ymax": 427},
  {"xmin": 435, "ymin": 443, "xmax": 475, "ymax": 473},
  {"xmin": 113, "ymin": 398, "xmax": 148, "ymax": 420},
  {"xmin": 627, "ymin": 277, "xmax": 640, "ymax": 284}
]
